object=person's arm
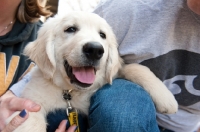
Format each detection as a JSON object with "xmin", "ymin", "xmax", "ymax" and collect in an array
[{"xmin": 9, "ymin": 72, "xmax": 31, "ymax": 97}]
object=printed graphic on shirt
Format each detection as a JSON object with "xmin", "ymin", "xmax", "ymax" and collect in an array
[
  {"xmin": 0, "ymin": 53, "xmax": 19, "ymax": 96},
  {"xmin": 140, "ymin": 50, "xmax": 200, "ymax": 106}
]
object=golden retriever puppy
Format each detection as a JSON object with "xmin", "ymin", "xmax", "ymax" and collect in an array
[{"xmin": 7, "ymin": 11, "xmax": 178, "ymax": 132}]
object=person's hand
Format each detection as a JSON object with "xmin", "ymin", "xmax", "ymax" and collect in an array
[
  {"xmin": 198, "ymin": 127, "xmax": 200, "ymax": 132},
  {"xmin": 2, "ymin": 109, "xmax": 29, "ymax": 132},
  {"xmin": 0, "ymin": 90, "xmax": 41, "ymax": 130},
  {"xmin": 2, "ymin": 110, "xmax": 77, "ymax": 132},
  {"xmin": 55, "ymin": 120, "xmax": 78, "ymax": 132},
  {"xmin": 187, "ymin": 0, "xmax": 200, "ymax": 15}
]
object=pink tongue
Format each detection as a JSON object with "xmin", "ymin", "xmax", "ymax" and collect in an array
[{"xmin": 72, "ymin": 67, "xmax": 95, "ymax": 84}]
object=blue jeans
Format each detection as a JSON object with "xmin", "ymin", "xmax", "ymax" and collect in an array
[{"xmin": 47, "ymin": 79, "xmax": 159, "ymax": 132}]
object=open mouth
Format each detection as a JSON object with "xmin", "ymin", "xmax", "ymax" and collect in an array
[{"xmin": 64, "ymin": 60, "xmax": 96, "ymax": 88}]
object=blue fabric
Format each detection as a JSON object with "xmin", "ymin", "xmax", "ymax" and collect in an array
[
  {"xmin": 47, "ymin": 79, "xmax": 159, "ymax": 132},
  {"xmin": 88, "ymin": 79, "xmax": 159, "ymax": 132}
]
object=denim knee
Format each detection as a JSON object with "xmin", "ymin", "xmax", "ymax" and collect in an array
[{"xmin": 88, "ymin": 79, "xmax": 159, "ymax": 132}]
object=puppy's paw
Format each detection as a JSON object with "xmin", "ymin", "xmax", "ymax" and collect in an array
[
  {"xmin": 151, "ymin": 88, "xmax": 178, "ymax": 114},
  {"xmin": 120, "ymin": 63, "xmax": 178, "ymax": 114}
]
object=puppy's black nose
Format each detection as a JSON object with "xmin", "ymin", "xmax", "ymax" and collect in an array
[{"xmin": 83, "ymin": 42, "xmax": 104, "ymax": 60}]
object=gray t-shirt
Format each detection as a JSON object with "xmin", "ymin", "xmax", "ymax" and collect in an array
[{"xmin": 94, "ymin": 0, "xmax": 200, "ymax": 131}]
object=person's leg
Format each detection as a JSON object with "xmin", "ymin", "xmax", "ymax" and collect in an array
[{"xmin": 88, "ymin": 79, "xmax": 159, "ymax": 132}]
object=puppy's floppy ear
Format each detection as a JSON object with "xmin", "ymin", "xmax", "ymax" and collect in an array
[
  {"xmin": 105, "ymin": 33, "xmax": 122, "ymax": 84},
  {"xmin": 24, "ymin": 28, "xmax": 56, "ymax": 79}
]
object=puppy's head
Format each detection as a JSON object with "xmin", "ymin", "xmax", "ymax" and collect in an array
[{"xmin": 24, "ymin": 11, "xmax": 122, "ymax": 90}]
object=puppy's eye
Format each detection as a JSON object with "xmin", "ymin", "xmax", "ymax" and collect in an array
[
  {"xmin": 100, "ymin": 32, "xmax": 106, "ymax": 39},
  {"xmin": 64, "ymin": 26, "xmax": 77, "ymax": 33}
]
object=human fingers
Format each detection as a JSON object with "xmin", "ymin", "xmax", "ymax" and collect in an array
[
  {"xmin": 187, "ymin": 0, "xmax": 200, "ymax": 15},
  {"xmin": 66, "ymin": 125, "xmax": 77, "ymax": 132},
  {"xmin": 6, "ymin": 97, "xmax": 40, "ymax": 112},
  {"xmin": 0, "ymin": 91, "xmax": 40, "ymax": 129},
  {"xmin": 55, "ymin": 120, "xmax": 78, "ymax": 132},
  {"xmin": 198, "ymin": 127, "xmax": 200, "ymax": 132},
  {"xmin": 2, "ymin": 109, "xmax": 28, "ymax": 132},
  {"xmin": 55, "ymin": 120, "xmax": 67, "ymax": 132}
]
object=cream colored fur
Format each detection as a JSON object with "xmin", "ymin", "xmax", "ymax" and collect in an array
[{"xmin": 7, "ymin": 11, "xmax": 178, "ymax": 132}]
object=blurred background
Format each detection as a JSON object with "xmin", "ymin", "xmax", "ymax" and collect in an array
[{"xmin": 44, "ymin": 0, "xmax": 100, "ymax": 17}]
